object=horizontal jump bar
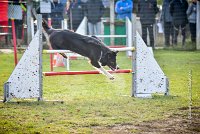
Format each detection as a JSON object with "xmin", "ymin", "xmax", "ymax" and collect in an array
[
  {"xmin": 43, "ymin": 69, "xmax": 132, "ymax": 76},
  {"xmin": 0, "ymin": 33, "xmax": 12, "ymax": 36},
  {"xmin": 43, "ymin": 50, "xmax": 71, "ymax": 53},
  {"xmin": 0, "ymin": 26, "xmax": 12, "ymax": 28},
  {"xmin": 111, "ymin": 47, "xmax": 135, "ymax": 52},
  {"xmin": 43, "ymin": 47, "xmax": 135, "ymax": 54}
]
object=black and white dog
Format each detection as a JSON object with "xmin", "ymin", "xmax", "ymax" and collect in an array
[{"xmin": 42, "ymin": 20, "xmax": 119, "ymax": 80}]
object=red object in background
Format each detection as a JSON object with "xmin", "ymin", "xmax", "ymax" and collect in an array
[
  {"xmin": 0, "ymin": 21, "xmax": 9, "ymax": 32},
  {"xmin": 0, "ymin": 0, "xmax": 9, "ymax": 32},
  {"xmin": 0, "ymin": 0, "xmax": 8, "ymax": 22},
  {"xmin": 11, "ymin": 19, "xmax": 18, "ymax": 66}
]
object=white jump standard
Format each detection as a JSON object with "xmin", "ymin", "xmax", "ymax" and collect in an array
[
  {"xmin": 3, "ymin": 15, "xmax": 43, "ymax": 102},
  {"xmin": 132, "ymin": 32, "xmax": 169, "ymax": 98}
]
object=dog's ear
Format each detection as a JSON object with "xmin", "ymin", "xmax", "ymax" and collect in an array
[
  {"xmin": 114, "ymin": 51, "xmax": 119, "ymax": 54},
  {"xmin": 107, "ymin": 51, "xmax": 117, "ymax": 59}
]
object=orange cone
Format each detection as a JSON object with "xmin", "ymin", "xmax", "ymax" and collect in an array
[{"xmin": 53, "ymin": 53, "xmax": 65, "ymax": 67}]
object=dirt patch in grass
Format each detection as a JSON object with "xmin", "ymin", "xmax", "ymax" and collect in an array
[
  {"xmin": 134, "ymin": 116, "xmax": 200, "ymax": 134},
  {"xmin": 92, "ymin": 107, "xmax": 200, "ymax": 134}
]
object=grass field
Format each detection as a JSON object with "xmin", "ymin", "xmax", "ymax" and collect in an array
[{"xmin": 0, "ymin": 50, "xmax": 200, "ymax": 133}]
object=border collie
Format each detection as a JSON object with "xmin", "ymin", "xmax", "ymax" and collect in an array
[{"xmin": 42, "ymin": 20, "xmax": 119, "ymax": 80}]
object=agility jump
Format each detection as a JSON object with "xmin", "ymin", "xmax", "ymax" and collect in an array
[
  {"xmin": 3, "ymin": 14, "xmax": 169, "ymax": 102},
  {"xmin": 42, "ymin": 47, "xmax": 134, "ymax": 77}
]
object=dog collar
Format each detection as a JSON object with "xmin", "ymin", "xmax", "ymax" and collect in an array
[
  {"xmin": 99, "ymin": 51, "xmax": 107, "ymax": 66},
  {"xmin": 99, "ymin": 51, "xmax": 103, "ymax": 61}
]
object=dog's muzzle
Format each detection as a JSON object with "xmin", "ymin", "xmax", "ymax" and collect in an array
[{"xmin": 109, "ymin": 65, "xmax": 119, "ymax": 71}]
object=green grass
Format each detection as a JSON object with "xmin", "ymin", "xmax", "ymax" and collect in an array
[{"xmin": 0, "ymin": 50, "xmax": 200, "ymax": 133}]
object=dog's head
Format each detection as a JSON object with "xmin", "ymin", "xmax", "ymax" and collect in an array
[{"xmin": 102, "ymin": 51, "xmax": 119, "ymax": 71}]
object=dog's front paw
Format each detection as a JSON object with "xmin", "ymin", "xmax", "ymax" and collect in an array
[{"xmin": 109, "ymin": 76, "xmax": 115, "ymax": 80}]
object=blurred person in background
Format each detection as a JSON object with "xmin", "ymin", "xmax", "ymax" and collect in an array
[
  {"xmin": 170, "ymin": 0, "xmax": 188, "ymax": 46},
  {"xmin": 66, "ymin": 0, "xmax": 72, "ymax": 11},
  {"xmin": 187, "ymin": 0, "xmax": 197, "ymax": 43},
  {"xmin": 67, "ymin": 0, "xmax": 84, "ymax": 31},
  {"xmin": 138, "ymin": 0, "xmax": 159, "ymax": 49},
  {"xmin": 160, "ymin": 0, "xmax": 173, "ymax": 47},
  {"xmin": 115, "ymin": 0, "xmax": 133, "ymax": 20},
  {"xmin": 50, "ymin": 0, "xmax": 65, "ymax": 28},
  {"xmin": 84, "ymin": 0, "xmax": 105, "ymax": 35}
]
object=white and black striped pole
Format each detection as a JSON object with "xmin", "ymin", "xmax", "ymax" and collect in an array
[
  {"xmin": 197, "ymin": 1, "xmax": 200, "ymax": 50},
  {"xmin": 37, "ymin": 14, "xmax": 43, "ymax": 101}
]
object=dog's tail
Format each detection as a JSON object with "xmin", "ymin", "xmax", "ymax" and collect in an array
[
  {"xmin": 31, "ymin": 8, "xmax": 52, "ymax": 35},
  {"xmin": 41, "ymin": 19, "xmax": 52, "ymax": 34}
]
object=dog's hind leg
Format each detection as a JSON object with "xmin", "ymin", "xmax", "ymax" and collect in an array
[{"xmin": 90, "ymin": 60, "xmax": 114, "ymax": 80}]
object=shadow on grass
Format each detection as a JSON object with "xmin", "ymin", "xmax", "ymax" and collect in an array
[
  {"xmin": 0, "ymin": 99, "xmax": 66, "ymax": 106},
  {"xmin": 152, "ymin": 94, "xmax": 180, "ymax": 100}
]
